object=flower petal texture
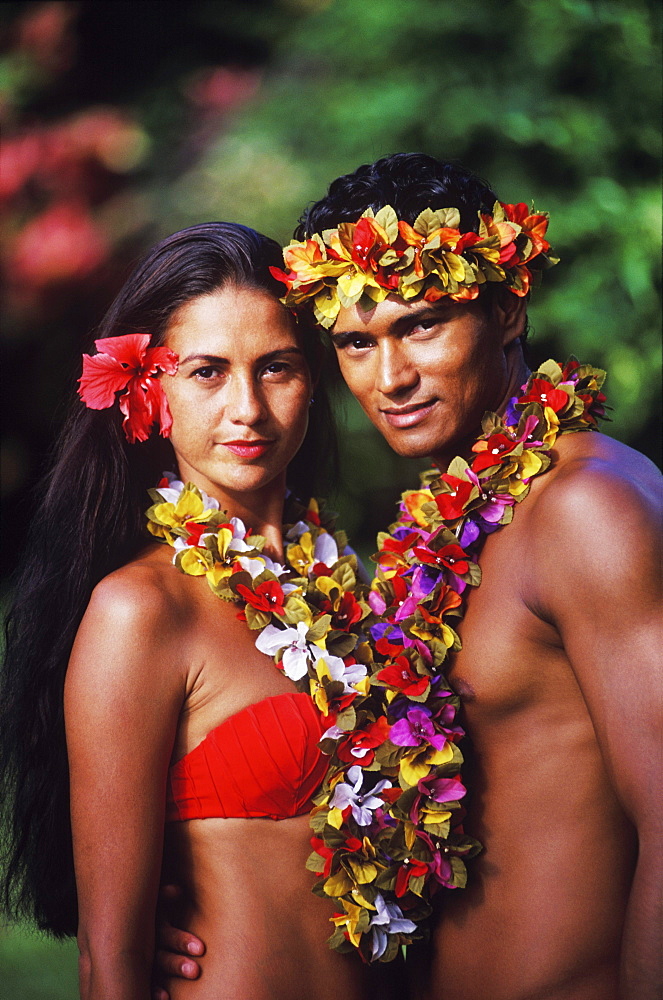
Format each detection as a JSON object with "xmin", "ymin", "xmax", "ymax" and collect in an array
[{"xmin": 78, "ymin": 332, "xmax": 179, "ymax": 443}]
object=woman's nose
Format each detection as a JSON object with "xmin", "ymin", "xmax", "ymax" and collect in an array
[
  {"xmin": 226, "ymin": 375, "xmax": 266, "ymax": 425},
  {"xmin": 375, "ymin": 342, "xmax": 419, "ymax": 397}
]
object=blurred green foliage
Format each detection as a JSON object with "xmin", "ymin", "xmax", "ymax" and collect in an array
[{"xmin": 0, "ymin": 922, "xmax": 78, "ymax": 999}]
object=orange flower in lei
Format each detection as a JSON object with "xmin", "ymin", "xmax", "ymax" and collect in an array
[{"xmin": 270, "ymin": 202, "xmax": 558, "ymax": 328}]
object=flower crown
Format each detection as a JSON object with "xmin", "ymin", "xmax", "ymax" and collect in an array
[{"xmin": 270, "ymin": 201, "xmax": 558, "ymax": 328}]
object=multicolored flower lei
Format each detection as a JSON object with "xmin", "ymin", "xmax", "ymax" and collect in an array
[
  {"xmin": 144, "ymin": 357, "xmax": 607, "ymax": 965},
  {"xmin": 306, "ymin": 357, "xmax": 608, "ymax": 963},
  {"xmin": 144, "ymin": 474, "xmax": 474, "ymax": 960},
  {"xmin": 270, "ymin": 202, "xmax": 558, "ymax": 328}
]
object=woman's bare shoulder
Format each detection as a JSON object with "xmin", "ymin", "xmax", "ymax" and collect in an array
[{"xmin": 68, "ymin": 545, "xmax": 191, "ymax": 693}]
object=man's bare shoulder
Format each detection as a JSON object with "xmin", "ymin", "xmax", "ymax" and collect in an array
[
  {"xmin": 531, "ymin": 431, "xmax": 661, "ymax": 536},
  {"xmin": 522, "ymin": 431, "xmax": 661, "ymax": 620}
]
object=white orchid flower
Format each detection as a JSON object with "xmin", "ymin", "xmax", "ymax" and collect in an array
[
  {"xmin": 311, "ymin": 647, "xmax": 367, "ymax": 692},
  {"xmin": 368, "ymin": 894, "xmax": 417, "ymax": 959},
  {"xmin": 329, "ymin": 765, "xmax": 390, "ymax": 826},
  {"xmin": 285, "ymin": 519, "xmax": 309, "ymax": 542},
  {"xmin": 155, "ymin": 474, "xmax": 220, "ymax": 510},
  {"xmin": 237, "ymin": 554, "xmax": 286, "ymax": 579},
  {"xmin": 255, "ymin": 621, "xmax": 313, "ymax": 681},
  {"xmin": 313, "ymin": 531, "xmax": 338, "ymax": 569}
]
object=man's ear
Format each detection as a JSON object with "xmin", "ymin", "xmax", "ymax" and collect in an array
[{"xmin": 493, "ymin": 290, "xmax": 528, "ymax": 346}]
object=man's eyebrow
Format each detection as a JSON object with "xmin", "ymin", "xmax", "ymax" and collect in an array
[
  {"xmin": 330, "ymin": 304, "xmax": 453, "ymax": 344},
  {"xmin": 178, "ymin": 347, "xmax": 305, "ymax": 365}
]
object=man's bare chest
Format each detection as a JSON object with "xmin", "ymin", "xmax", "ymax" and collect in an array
[{"xmin": 445, "ymin": 516, "xmax": 570, "ymax": 724}]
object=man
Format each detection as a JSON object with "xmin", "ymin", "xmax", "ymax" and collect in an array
[{"xmin": 156, "ymin": 153, "xmax": 662, "ymax": 999}]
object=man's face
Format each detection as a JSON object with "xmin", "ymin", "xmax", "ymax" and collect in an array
[{"xmin": 330, "ymin": 294, "xmax": 524, "ymax": 465}]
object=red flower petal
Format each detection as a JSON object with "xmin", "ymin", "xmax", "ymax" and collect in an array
[
  {"xmin": 93, "ymin": 332, "xmax": 151, "ymax": 368},
  {"xmin": 78, "ymin": 352, "xmax": 130, "ymax": 408},
  {"xmin": 146, "ymin": 344, "xmax": 179, "ymax": 376},
  {"xmin": 119, "ymin": 379, "xmax": 159, "ymax": 443}
]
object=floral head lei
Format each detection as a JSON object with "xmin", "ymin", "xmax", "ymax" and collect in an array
[
  {"xmin": 78, "ymin": 333, "xmax": 179, "ymax": 443},
  {"xmin": 270, "ymin": 201, "xmax": 559, "ymax": 328},
  {"xmin": 144, "ymin": 357, "xmax": 607, "ymax": 964}
]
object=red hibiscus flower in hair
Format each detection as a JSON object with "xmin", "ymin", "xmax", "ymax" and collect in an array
[{"xmin": 78, "ymin": 333, "xmax": 179, "ymax": 443}]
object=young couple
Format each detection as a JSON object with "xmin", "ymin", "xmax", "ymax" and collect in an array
[{"xmin": 1, "ymin": 154, "xmax": 660, "ymax": 1000}]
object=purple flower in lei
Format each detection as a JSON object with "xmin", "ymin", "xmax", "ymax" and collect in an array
[
  {"xmin": 368, "ymin": 894, "xmax": 418, "ymax": 960},
  {"xmin": 390, "ymin": 706, "xmax": 449, "ymax": 750}
]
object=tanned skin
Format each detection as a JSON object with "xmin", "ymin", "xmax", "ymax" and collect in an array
[{"xmin": 156, "ymin": 293, "xmax": 662, "ymax": 1000}]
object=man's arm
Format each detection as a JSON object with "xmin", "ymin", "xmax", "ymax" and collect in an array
[{"xmin": 532, "ymin": 453, "xmax": 662, "ymax": 999}]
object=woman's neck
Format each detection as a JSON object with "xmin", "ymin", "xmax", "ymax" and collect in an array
[{"xmin": 186, "ymin": 474, "xmax": 289, "ymax": 562}]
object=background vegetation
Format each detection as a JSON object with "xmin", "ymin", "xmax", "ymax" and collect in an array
[{"xmin": 1, "ymin": 0, "xmax": 660, "ymax": 993}]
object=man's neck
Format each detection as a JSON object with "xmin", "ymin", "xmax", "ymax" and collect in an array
[{"xmin": 432, "ymin": 344, "xmax": 530, "ymax": 472}]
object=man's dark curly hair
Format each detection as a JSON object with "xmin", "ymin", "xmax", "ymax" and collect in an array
[{"xmin": 295, "ymin": 152, "xmax": 499, "ymax": 239}]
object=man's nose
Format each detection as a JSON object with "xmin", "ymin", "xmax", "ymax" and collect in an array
[
  {"xmin": 375, "ymin": 342, "xmax": 419, "ymax": 397},
  {"xmin": 226, "ymin": 375, "xmax": 266, "ymax": 425}
]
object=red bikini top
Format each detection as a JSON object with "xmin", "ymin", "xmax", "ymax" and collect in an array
[{"xmin": 166, "ymin": 691, "xmax": 328, "ymax": 822}]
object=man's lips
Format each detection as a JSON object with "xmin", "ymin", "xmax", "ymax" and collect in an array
[
  {"xmin": 380, "ymin": 399, "xmax": 439, "ymax": 429},
  {"xmin": 221, "ymin": 439, "xmax": 274, "ymax": 458}
]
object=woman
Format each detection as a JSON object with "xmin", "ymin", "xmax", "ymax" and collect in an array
[{"xmin": 0, "ymin": 223, "xmax": 375, "ymax": 999}]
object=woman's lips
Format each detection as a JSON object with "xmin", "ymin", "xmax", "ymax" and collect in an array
[
  {"xmin": 221, "ymin": 440, "xmax": 274, "ymax": 458},
  {"xmin": 381, "ymin": 400, "xmax": 438, "ymax": 428}
]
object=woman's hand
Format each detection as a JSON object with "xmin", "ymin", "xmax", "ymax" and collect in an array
[{"xmin": 151, "ymin": 884, "xmax": 205, "ymax": 999}]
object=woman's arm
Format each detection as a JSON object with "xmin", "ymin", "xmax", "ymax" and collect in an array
[{"xmin": 65, "ymin": 566, "xmax": 186, "ymax": 1000}]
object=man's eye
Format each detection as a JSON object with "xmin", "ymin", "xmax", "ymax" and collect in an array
[
  {"xmin": 263, "ymin": 362, "xmax": 289, "ymax": 375},
  {"xmin": 412, "ymin": 319, "xmax": 437, "ymax": 334}
]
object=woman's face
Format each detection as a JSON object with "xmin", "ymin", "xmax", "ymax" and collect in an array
[{"xmin": 161, "ymin": 284, "xmax": 312, "ymax": 502}]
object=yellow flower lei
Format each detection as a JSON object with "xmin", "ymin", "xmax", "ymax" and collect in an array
[{"xmin": 270, "ymin": 201, "xmax": 558, "ymax": 328}]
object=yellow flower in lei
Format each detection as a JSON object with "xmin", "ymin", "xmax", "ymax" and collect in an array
[{"xmin": 270, "ymin": 201, "xmax": 559, "ymax": 328}]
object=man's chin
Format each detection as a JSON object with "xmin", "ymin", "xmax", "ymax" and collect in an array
[{"xmin": 383, "ymin": 436, "xmax": 440, "ymax": 461}]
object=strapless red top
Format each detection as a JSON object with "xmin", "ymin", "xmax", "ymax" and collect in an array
[{"xmin": 166, "ymin": 691, "xmax": 328, "ymax": 822}]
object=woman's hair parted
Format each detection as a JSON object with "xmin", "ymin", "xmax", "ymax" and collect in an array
[{"xmin": 0, "ymin": 222, "xmax": 337, "ymax": 936}]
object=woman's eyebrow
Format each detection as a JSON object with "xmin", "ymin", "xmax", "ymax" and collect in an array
[{"xmin": 178, "ymin": 347, "xmax": 305, "ymax": 365}]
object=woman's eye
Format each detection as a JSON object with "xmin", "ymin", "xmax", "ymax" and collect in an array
[
  {"xmin": 346, "ymin": 337, "xmax": 372, "ymax": 352},
  {"xmin": 193, "ymin": 366, "xmax": 221, "ymax": 380}
]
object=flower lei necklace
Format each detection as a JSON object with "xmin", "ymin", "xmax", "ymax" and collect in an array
[
  {"xmin": 145, "ymin": 357, "xmax": 607, "ymax": 965},
  {"xmin": 305, "ymin": 357, "xmax": 608, "ymax": 963}
]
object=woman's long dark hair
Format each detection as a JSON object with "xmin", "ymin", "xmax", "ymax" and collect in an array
[{"xmin": 0, "ymin": 222, "xmax": 338, "ymax": 937}]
